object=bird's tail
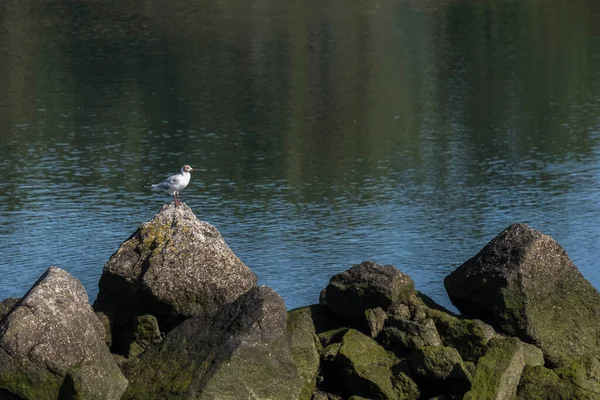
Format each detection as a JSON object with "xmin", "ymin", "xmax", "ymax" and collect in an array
[{"xmin": 144, "ymin": 183, "xmax": 155, "ymax": 189}]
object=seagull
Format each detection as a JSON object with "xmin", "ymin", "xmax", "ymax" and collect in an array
[{"xmin": 148, "ymin": 165, "xmax": 194, "ymax": 206}]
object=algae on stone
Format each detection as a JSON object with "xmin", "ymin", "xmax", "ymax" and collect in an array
[
  {"xmin": 409, "ymin": 346, "xmax": 471, "ymax": 398},
  {"xmin": 445, "ymin": 223, "xmax": 600, "ymax": 368},
  {"xmin": 123, "ymin": 287, "xmax": 312, "ymax": 400},
  {"xmin": 426, "ymin": 308, "xmax": 495, "ymax": 362},
  {"xmin": 517, "ymin": 364, "xmax": 600, "ymax": 400},
  {"xmin": 286, "ymin": 307, "xmax": 321, "ymax": 400},
  {"xmin": 333, "ymin": 329, "xmax": 412, "ymax": 399},
  {"xmin": 464, "ymin": 337, "xmax": 525, "ymax": 400}
]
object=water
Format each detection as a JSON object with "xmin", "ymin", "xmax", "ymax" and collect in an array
[{"xmin": 1, "ymin": 0, "xmax": 600, "ymax": 311}]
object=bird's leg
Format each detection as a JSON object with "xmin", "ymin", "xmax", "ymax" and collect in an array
[{"xmin": 173, "ymin": 193, "xmax": 179, "ymax": 206}]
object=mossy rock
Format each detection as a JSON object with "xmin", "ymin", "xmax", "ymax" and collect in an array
[
  {"xmin": 392, "ymin": 371, "xmax": 420, "ymax": 400},
  {"xmin": 445, "ymin": 223, "xmax": 600, "ymax": 368},
  {"xmin": 365, "ymin": 307, "xmax": 387, "ymax": 338},
  {"xmin": 286, "ymin": 307, "xmax": 321, "ymax": 400},
  {"xmin": 464, "ymin": 337, "xmax": 525, "ymax": 400},
  {"xmin": 0, "ymin": 267, "xmax": 127, "ymax": 400},
  {"xmin": 126, "ymin": 315, "xmax": 162, "ymax": 358},
  {"xmin": 123, "ymin": 287, "xmax": 311, "ymax": 400},
  {"xmin": 517, "ymin": 364, "xmax": 600, "ymax": 400},
  {"xmin": 555, "ymin": 355, "xmax": 600, "ymax": 395},
  {"xmin": 426, "ymin": 308, "xmax": 495, "ymax": 362},
  {"xmin": 318, "ymin": 328, "xmax": 349, "ymax": 348},
  {"xmin": 333, "ymin": 329, "xmax": 402, "ymax": 399},
  {"xmin": 379, "ymin": 317, "xmax": 442, "ymax": 357},
  {"xmin": 321, "ymin": 261, "xmax": 415, "ymax": 319},
  {"xmin": 409, "ymin": 346, "xmax": 471, "ymax": 398},
  {"xmin": 522, "ymin": 342, "xmax": 544, "ymax": 367}
]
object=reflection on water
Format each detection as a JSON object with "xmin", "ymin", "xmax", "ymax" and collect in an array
[{"xmin": 1, "ymin": 0, "xmax": 600, "ymax": 310}]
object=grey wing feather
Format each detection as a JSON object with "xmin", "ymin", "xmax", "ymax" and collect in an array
[{"xmin": 154, "ymin": 174, "xmax": 181, "ymax": 189}]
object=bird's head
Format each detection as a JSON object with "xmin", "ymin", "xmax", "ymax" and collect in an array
[{"xmin": 182, "ymin": 165, "xmax": 194, "ymax": 173}]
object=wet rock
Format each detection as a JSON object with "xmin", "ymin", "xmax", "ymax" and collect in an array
[
  {"xmin": 0, "ymin": 267, "xmax": 127, "ymax": 400},
  {"xmin": 321, "ymin": 261, "xmax": 415, "ymax": 319},
  {"xmin": 445, "ymin": 223, "xmax": 600, "ymax": 368},
  {"xmin": 408, "ymin": 346, "xmax": 471, "ymax": 398},
  {"xmin": 93, "ymin": 203, "xmax": 257, "ymax": 351},
  {"xmin": 464, "ymin": 337, "xmax": 525, "ymax": 400},
  {"xmin": 380, "ymin": 316, "xmax": 442, "ymax": 357},
  {"xmin": 426, "ymin": 308, "xmax": 496, "ymax": 362},
  {"xmin": 122, "ymin": 286, "xmax": 312, "ymax": 400},
  {"xmin": 365, "ymin": 307, "xmax": 387, "ymax": 338},
  {"xmin": 330, "ymin": 328, "xmax": 417, "ymax": 399}
]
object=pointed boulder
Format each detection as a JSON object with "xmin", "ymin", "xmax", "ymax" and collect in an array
[
  {"xmin": 0, "ymin": 267, "xmax": 127, "ymax": 400},
  {"xmin": 93, "ymin": 204, "xmax": 257, "ymax": 350},
  {"xmin": 445, "ymin": 223, "xmax": 600, "ymax": 367}
]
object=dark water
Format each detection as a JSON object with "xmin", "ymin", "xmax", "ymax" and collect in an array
[{"xmin": 1, "ymin": 0, "xmax": 600, "ymax": 311}]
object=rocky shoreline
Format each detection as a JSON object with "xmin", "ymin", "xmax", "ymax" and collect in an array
[{"xmin": 1, "ymin": 204, "xmax": 600, "ymax": 399}]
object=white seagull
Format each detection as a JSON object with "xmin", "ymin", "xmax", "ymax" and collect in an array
[{"xmin": 149, "ymin": 165, "xmax": 195, "ymax": 206}]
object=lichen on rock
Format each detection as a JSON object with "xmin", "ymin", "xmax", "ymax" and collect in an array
[
  {"xmin": 93, "ymin": 203, "xmax": 257, "ymax": 353},
  {"xmin": 0, "ymin": 267, "xmax": 127, "ymax": 400},
  {"xmin": 445, "ymin": 223, "xmax": 600, "ymax": 368}
]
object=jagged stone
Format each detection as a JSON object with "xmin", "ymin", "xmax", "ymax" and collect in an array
[
  {"xmin": 409, "ymin": 346, "xmax": 471, "ymax": 398},
  {"xmin": 321, "ymin": 261, "xmax": 415, "ymax": 319},
  {"xmin": 464, "ymin": 337, "xmax": 525, "ymax": 400},
  {"xmin": 0, "ymin": 267, "xmax": 127, "ymax": 400},
  {"xmin": 365, "ymin": 307, "xmax": 387, "ymax": 338},
  {"xmin": 318, "ymin": 328, "xmax": 349, "ymax": 348},
  {"xmin": 426, "ymin": 308, "xmax": 496, "ymax": 362},
  {"xmin": 517, "ymin": 361, "xmax": 600, "ymax": 400},
  {"xmin": 286, "ymin": 307, "xmax": 321, "ymax": 400},
  {"xmin": 126, "ymin": 314, "xmax": 162, "ymax": 358},
  {"xmin": 330, "ymin": 329, "xmax": 417, "ymax": 400},
  {"xmin": 380, "ymin": 316, "xmax": 442, "ymax": 356},
  {"xmin": 445, "ymin": 223, "xmax": 600, "ymax": 368},
  {"xmin": 122, "ymin": 286, "xmax": 312, "ymax": 400},
  {"xmin": 522, "ymin": 342, "xmax": 544, "ymax": 367},
  {"xmin": 93, "ymin": 203, "xmax": 257, "ymax": 352}
]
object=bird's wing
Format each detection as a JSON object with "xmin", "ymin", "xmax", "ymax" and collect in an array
[{"xmin": 154, "ymin": 174, "xmax": 182, "ymax": 189}]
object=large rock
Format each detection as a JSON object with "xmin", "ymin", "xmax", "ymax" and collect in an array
[
  {"xmin": 445, "ymin": 223, "xmax": 600, "ymax": 367},
  {"xmin": 330, "ymin": 329, "xmax": 419, "ymax": 400},
  {"xmin": 321, "ymin": 261, "xmax": 415, "ymax": 319},
  {"xmin": 122, "ymin": 286, "xmax": 315, "ymax": 399},
  {"xmin": 517, "ymin": 355, "xmax": 600, "ymax": 399},
  {"xmin": 286, "ymin": 307, "xmax": 322, "ymax": 400},
  {"xmin": 0, "ymin": 267, "xmax": 127, "ymax": 400},
  {"xmin": 464, "ymin": 337, "xmax": 525, "ymax": 400},
  {"xmin": 93, "ymin": 203, "xmax": 257, "ymax": 350}
]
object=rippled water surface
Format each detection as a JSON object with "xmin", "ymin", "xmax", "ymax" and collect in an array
[{"xmin": 1, "ymin": 0, "xmax": 600, "ymax": 310}]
